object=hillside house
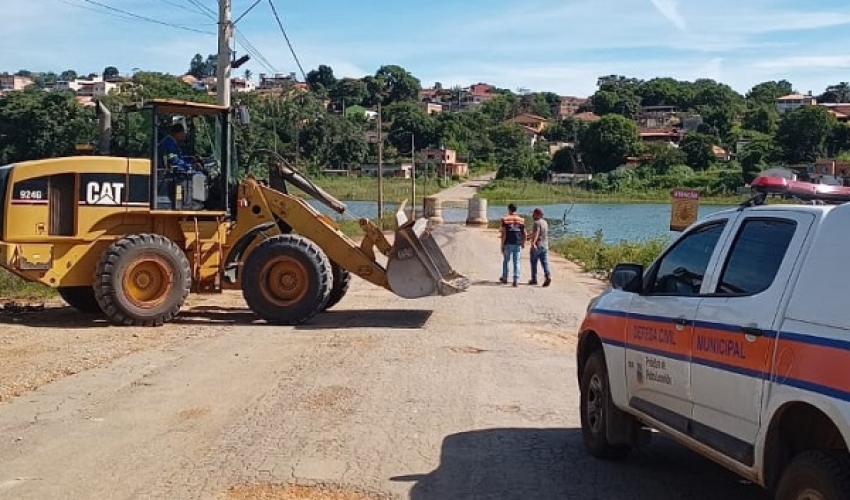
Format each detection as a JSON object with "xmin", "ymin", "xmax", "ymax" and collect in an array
[
  {"xmin": 556, "ymin": 96, "xmax": 587, "ymax": 119},
  {"xmin": 776, "ymin": 93, "xmax": 816, "ymax": 114},
  {"xmin": 0, "ymin": 75, "xmax": 33, "ymax": 93},
  {"xmin": 422, "ymin": 148, "xmax": 468, "ymax": 177}
]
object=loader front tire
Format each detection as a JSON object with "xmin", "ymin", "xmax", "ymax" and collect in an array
[
  {"xmin": 322, "ymin": 261, "xmax": 351, "ymax": 312},
  {"xmin": 94, "ymin": 234, "xmax": 192, "ymax": 327},
  {"xmin": 242, "ymin": 235, "xmax": 332, "ymax": 325},
  {"xmin": 58, "ymin": 286, "xmax": 103, "ymax": 314}
]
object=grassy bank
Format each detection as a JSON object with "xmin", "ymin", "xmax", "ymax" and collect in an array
[
  {"xmin": 477, "ymin": 179, "xmax": 745, "ymax": 205},
  {"xmin": 551, "ymin": 230, "xmax": 668, "ymax": 277},
  {"xmin": 309, "ymin": 176, "xmax": 459, "ymax": 203}
]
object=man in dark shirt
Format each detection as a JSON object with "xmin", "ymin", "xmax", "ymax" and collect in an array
[
  {"xmin": 499, "ymin": 203, "xmax": 526, "ymax": 287},
  {"xmin": 159, "ymin": 123, "xmax": 196, "ymax": 172}
]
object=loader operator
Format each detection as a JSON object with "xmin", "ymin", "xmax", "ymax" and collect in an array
[{"xmin": 159, "ymin": 123, "xmax": 199, "ymax": 173}]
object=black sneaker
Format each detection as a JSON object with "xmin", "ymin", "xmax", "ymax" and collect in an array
[
  {"xmin": 499, "ymin": 277, "xmax": 508, "ymax": 284},
  {"xmin": 528, "ymin": 279, "xmax": 538, "ymax": 285},
  {"xmin": 543, "ymin": 278, "xmax": 551, "ymax": 287},
  {"xmin": 512, "ymin": 280, "xmax": 518, "ymax": 287}
]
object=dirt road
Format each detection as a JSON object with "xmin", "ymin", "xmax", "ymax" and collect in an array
[{"xmin": 0, "ymin": 225, "xmax": 766, "ymax": 500}]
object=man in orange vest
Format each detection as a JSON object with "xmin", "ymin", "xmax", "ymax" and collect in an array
[{"xmin": 499, "ymin": 203, "xmax": 526, "ymax": 287}]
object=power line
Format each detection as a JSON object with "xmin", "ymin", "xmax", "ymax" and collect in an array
[
  {"xmin": 155, "ymin": 0, "xmax": 201, "ymax": 15},
  {"xmin": 235, "ymin": 32, "xmax": 278, "ymax": 74},
  {"xmin": 77, "ymin": 0, "xmax": 214, "ymax": 34},
  {"xmin": 233, "ymin": 0, "xmax": 263, "ymax": 26},
  {"xmin": 182, "ymin": 0, "xmax": 277, "ymax": 74},
  {"xmin": 59, "ymin": 0, "xmax": 137, "ymax": 21},
  {"xmin": 267, "ymin": 0, "xmax": 307, "ymax": 81},
  {"xmin": 185, "ymin": 0, "xmax": 216, "ymax": 19}
]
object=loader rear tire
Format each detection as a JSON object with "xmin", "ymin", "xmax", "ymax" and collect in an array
[
  {"xmin": 94, "ymin": 234, "xmax": 192, "ymax": 327},
  {"xmin": 242, "ymin": 235, "xmax": 332, "ymax": 325},
  {"xmin": 323, "ymin": 261, "xmax": 351, "ymax": 312},
  {"xmin": 58, "ymin": 286, "xmax": 103, "ymax": 314}
]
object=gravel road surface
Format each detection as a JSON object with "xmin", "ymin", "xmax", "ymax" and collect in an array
[{"xmin": 0, "ymin": 225, "xmax": 767, "ymax": 500}]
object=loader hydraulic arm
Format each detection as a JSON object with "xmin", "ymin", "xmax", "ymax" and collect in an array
[{"xmin": 229, "ymin": 178, "xmax": 393, "ymax": 290}]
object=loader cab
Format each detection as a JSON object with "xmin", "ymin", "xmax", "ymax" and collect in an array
[{"xmin": 123, "ymin": 99, "xmax": 233, "ymax": 215}]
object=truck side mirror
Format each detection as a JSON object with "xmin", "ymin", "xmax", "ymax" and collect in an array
[{"xmin": 610, "ymin": 263, "xmax": 644, "ymax": 293}]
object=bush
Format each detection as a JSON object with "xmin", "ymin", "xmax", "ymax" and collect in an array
[{"xmin": 551, "ymin": 229, "xmax": 669, "ymax": 276}]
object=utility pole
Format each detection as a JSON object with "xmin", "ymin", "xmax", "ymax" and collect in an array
[
  {"xmin": 377, "ymin": 102, "xmax": 384, "ymax": 226},
  {"xmin": 217, "ymin": 0, "xmax": 232, "ymax": 107}
]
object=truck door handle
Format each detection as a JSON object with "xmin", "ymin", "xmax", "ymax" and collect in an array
[
  {"xmin": 674, "ymin": 317, "xmax": 688, "ymax": 330},
  {"xmin": 741, "ymin": 326, "xmax": 764, "ymax": 337}
]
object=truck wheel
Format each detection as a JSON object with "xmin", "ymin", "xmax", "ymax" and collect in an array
[
  {"xmin": 322, "ymin": 261, "xmax": 351, "ymax": 312},
  {"xmin": 580, "ymin": 350, "xmax": 631, "ymax": 460},
  {"xmin": 242, "ymin": 235, "xmax": 331, "ymax": 325},
  {"xmin": 58, "ymin": 286, "xmax": 102, "ymax": 314},
  {"xmin": 94, "ymin": 234, "xmax": 191, "ymax": 327},
  {"xmin": 776, "ymin": 451, "xmax": 850, "ymax": 500}
]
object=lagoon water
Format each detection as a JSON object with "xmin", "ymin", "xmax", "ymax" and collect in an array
[{"xmin": 311, "ymin": 200, "xmax": 736, "ymax": 244}]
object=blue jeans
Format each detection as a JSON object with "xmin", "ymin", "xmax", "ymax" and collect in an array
[
  {"xmin": 530, "ymin": 247, "xmax": 551, "ymax": 281},
  {"xmin": 502, "ymin": 244, "xmax": 521, "ymax": 282}
]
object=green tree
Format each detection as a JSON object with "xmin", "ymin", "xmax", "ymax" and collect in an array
[
  {"xmin": 374, "ymin": 65, "xmax": 421, "ymax": 105},
  {"xmin": 679, "ymin": 132, "xmax": 716, "ymax": 171},
  {"xmin": 495, "ymin": 147, "xmax": 548, "ymax": 180},
  {"xmin": 203, "ymin": 55, "xmax": 217, "ymax": 78},
  {"xmin": 550, "ymin": 147, "xmax": 577, "ymax": 173},
  {"xmin": 102, "ymin": 66, "xmax": 120, "ymax": 80},
  {"xmin": 698, "ymin": 105, "xmax": 736, "ymax": 142},
  {"xmin": 643, "ymin": 142, "xmax": 686, "ymax": 174},
  {"xmin": 740, "ymin": 146, "xmax": 767, "ymax": 183},
  {"xmin": 819, "ymin": 82, "xmax": 850, "ymax": 104},
  {"xmin": 385, "ymin": 102, "xmax": 438, "ymax": 153},
  {"xmin": 638, "ymin": 77, "xmax": 693, "ymax": 108},
  {"xmin": 59, "ymin": 69, "xmax": 78, "ymax": 81},
  {"xmin": 330, "ymin": 77, "xmax": 367, "ymax": 107},
  {"xmin": 591, "ymin": 89, "xmax": 640, "ymax": 118},
  {"xmin": 188, "ymin": 54, "xmax": 206, "ymax": 78},
  {"xmin": 306, "ymin": 64, "xmax": 337, "ymax": 95},
  {"xmin": 776, "ymin": 106, "xmax": 837, "ymax": 163},
  {"xmin": 828, "ymin": 123, "xmax": 850, "ymax": 157},
  {"xmin": 480, "ymin": 94, "xmax": 518, "ymax": 124},
  {"xmin": 578, "ymin": 114, "xmax": 641, "ymax": 172},
  {"xmin": 0, "ymin": 88, "xmax": 96, "ymax": 164},
  {"xmin": 691, "ymin": 79, "xmax": 742, "ymax": 109},
  {"xmin": 742, "ymin": 105, "xmax": 778, "ymax": 135},
  {"xmin": 745, "ymin": 80, "xmax": 794, "ymax": 106},
  {"xmin": 489, "ymin": 123, "xmax": 531, "ymax": 153}
]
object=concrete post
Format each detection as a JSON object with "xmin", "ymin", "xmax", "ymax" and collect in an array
[
  {"xmin": 423, "ymin": 196, "xmax": 444, "ymax": 225},
  {"xmin": 466, "ymin": 198, "xmax": 489, "ymax": 226}
]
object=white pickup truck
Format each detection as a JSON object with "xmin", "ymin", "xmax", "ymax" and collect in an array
[{"xmin": 576, "ymin": 193, "xmax": 850, "ymax": 500}]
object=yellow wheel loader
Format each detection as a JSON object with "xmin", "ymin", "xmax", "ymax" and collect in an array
[{"xmin": 0, "ymin": 99, "xmax": 469, "ymax": 326}]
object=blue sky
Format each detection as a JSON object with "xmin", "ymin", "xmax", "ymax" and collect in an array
[{"xmin": 3, "ymin": 0, "xmax": 850, "ymax": 97}]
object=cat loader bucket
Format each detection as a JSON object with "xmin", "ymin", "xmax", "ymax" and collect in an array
[{"xmin": 385, "ymin": 202, "xmax": 471, "ymax": 299}]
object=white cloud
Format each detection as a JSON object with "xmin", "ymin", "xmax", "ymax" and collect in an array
[
  {"xmin": 755, "ymin": 55, "xmax": 850, "ymax": 71},
  {"xmin": 649, "ymin": 0, "xmax": 688, "ymax": 32}
]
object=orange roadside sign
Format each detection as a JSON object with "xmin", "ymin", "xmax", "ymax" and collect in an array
[{"xmin": 670, "ymin": 188, "xmax": 700, "ymax": 231}]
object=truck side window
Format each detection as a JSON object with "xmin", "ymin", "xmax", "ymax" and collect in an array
[
  {"xmin": 715, "ymin": 218, "xmax": 796, "ymax": 296},
  {"xmin": 649, "ymin": 222, "xmax": 726, "ymax": 296}
]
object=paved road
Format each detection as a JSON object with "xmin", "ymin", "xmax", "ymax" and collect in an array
[
  {"xmin": 431, "ymin": 172, "xmax": 496, "ymax": 204},
  {"xmin": 0, "ymin": 226, "xmax": 767, "ymax": 500}
]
